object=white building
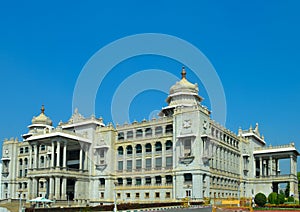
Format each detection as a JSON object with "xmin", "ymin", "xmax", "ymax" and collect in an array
[{"xmin": 1, "ymin": 68, "xmax": 299, "ymax": 205}]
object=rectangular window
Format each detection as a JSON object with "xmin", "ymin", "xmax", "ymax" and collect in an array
[
  {"xmin": 117, "ymin": 193, "xmax": 121, "ymax": 199},
  {"xmin": 100, "ymin": 192, "xmax": 104, "ymax": 198},
  {"xmin": 184, "ymin": 139, "xmax": 192, "ymax": 156},
  {"xmin": 135, "ymin": 193, "xmax": 140, "ymax": 198},
  {"xmin": 126, "ymin": 193, "xmax": 131, "ymax": 198},
  {"xmin": 127, "ymin": 160, "xmax": 132, "ymax": 171},
  {"xmin": 117, "ymin": 178, "xmax": 123, "ymax": 185},
  {"xmin": 145, "ymin": 177, "xmax": 151, "ymax": 185},
  {"xmin": 136, "ymin": 178, "xmax": 142, "ymax": 185},
  {"xmin": 166, "ymin": 156, "xmax": 173, "ymax": 168},
  {"xmin": 186, "ymin": 190, "xmax": 191, "ymax": 197},
  {"xmin": 136, "ymin": 159, "xmax": 142, "ymax": 170},
  {"xmin": 145, "ymin": 192, "xmax": 150, "ymax": 198},
  {"xmin": 155, "ymin": 176, "xmax": 162, "ymax": 184},
  {"xmin": 155, "ymin": 192, "xmax": 160, "ymax": 198},
  {"xmin": 166, "ymin": 175, "xmax": 173, "ymax": 184},
  {"xmin": 126, "ymin": 178, "xmax": 132, "ymax": 185},
  {"xmin": 166, "ymin": 192, "xmax": 171, "ymax": 198},
  {"xmin": 146, "ymin": 158, "xmax": 151, "ymax": 170},
  {"xmin": 19, "ymin": 170, "xmax": 22, "ymax": 178},
  {"xmin": 99, "ymin": 178, "xmax": 105, "ymax": 186},
  {"xmin": 118, "ymin": 161, "xmax": 123, "ymax": 171},
  {"xmin": 155, "ymin": 157, "xmax": 162, "ymax": 169}
]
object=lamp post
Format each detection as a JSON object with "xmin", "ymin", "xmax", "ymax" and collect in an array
[{"xmin": 113, "ymin": 182, "xmax": 118, "ymax": 212}]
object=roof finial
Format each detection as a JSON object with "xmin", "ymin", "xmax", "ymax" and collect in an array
[
  {"xmin": 41, "ymin": 105, "xmax": 45, "ymax": 114},
  {"xmin": 181, "ymin": 66, "xmax": 186, "ymax": 79}
]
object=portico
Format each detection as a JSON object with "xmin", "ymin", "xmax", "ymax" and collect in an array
[{"xmin": 254, "ymin": 143, "xmax": 299, "ymax": 198}]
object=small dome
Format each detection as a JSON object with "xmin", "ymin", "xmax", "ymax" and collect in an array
[
  {"xmin": 31, "ymin": 105, "xmax": 53, "ymax": 126},
  {"xmin": 169, "ymin": 67, "xmax": 199, "ymax": 95}
]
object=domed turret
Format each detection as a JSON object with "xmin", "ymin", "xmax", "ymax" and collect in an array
[
  {"xmin": 160, "ymin": 67, "xmax": 203, "ymax": 116},
  {"xmin": 31, "ymin": 105, "xmax": 53, "ymax": 126},
  {"xmin": 23, "ymin": 105, "xmax": 53, "ymax": 139},
  {"xmin": 169, "ymin": 67, "xmax": 199, "ymax": 96}
]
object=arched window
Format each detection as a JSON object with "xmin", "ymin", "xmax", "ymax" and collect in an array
[
  {"xmin": 19, "ymin": 159, "xmax": 23, "ymax": 166},
  {"xmin": 165, "ymin": 124, "xmax": 173, "ymax": 134},
  {"xmin": 136, "ymin": 144, "xmax": 142, "ymax": 154},
  {"xmin": 126, "ymin": 146, "xmax": 133, "ymax": 155},
  {"xmin": 118, "ymin": 132, "xmax": 124, "ymax": 140},
  {"xmin": 40, "ymin": 145, "xmax": 46, "ymax": 151},
  {"xmin": 145, "ymin": 143, "xmax": 152, "ymax": 153},
  {"xmin": 40, "ymin": 156, "xmax": 45, "ymax": 164},
  {"xmin": 145, "ymin": 128, "xmax": 152, "ymax": 137},
  {"xmin": 24, "ymin": 158, "xmax": 28, "ymax": 165},
  {"xmin": 136, "ymin": 129, "xmax": 143, "ymax": 138},
  {"xmin": 127, "ymin": 131, "xmax": 133, "ymax": 139},
  {"xmin": 118, "ymin": 146, "xmax": 124, "ymax": 155},
  {"xmin": 155, "ymin": 142, "xmax": 162, "ymax": 152},
  {"xmin": 165, "ymin": 140, "xmax": 173, "ymax": 151},
  {"xmin": 155, "ymin": 126, "xmax": 162, "ymax": 135}
]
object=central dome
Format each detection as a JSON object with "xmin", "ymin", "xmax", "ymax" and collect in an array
[
  {"xmin": 169, "ymin": 67, "xmax": 199, "ymax": 95},
  {"xmin": 166, "ymin": 67, "xmax": 202, "ymax": 105},
  {"xmin": 31, "ymin": 105, "xmax": 53, "ymax": 126}
]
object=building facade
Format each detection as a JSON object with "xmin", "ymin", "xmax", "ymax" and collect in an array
[{"xmin": 1, "ymin": 68, "xmax": 299, "ymax": 204}]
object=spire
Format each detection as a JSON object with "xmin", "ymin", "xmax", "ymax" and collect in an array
[
  {"xmin": 41, "ymin": 105, "xmax": 45, "ymax": 114},
  {"xmin": 181, "ymin": 66, "xmax": 186, "ymax": 79}
]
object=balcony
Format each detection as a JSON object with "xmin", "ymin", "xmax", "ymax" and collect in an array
[{"xmin": 179, "ymin": 155, "xmax": 195, "ymax": 165}]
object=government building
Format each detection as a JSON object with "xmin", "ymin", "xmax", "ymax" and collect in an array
[{"xmin": 1, "ymin": 68, "xmax": 299, "ymax": 205}]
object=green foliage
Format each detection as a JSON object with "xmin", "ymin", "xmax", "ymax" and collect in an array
[
  {"xmin": 277, "ymin": 193, "xmax": 285, "ymax": 204},
  {"xmin": 288, "ymin": 196, "xmax": 295, "ymax": 202},
  {"xmin": 298, "ymin": 172, "xmax": 300, "ymax": 197},
  {"xmin": 285, "ymin": 183, "xmax": 290, "ymax": 198},
  {"xmin": 268, "ymin": 192, "xmax": 278, "ymax": 204},
  {"xmin": 255, "ymin": 192, "xmax": 267, "ymax": 207}
]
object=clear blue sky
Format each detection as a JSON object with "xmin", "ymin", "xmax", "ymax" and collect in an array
[{"xmin": 0, "ymin": 1, "xmax": 300, "ymax": 171}]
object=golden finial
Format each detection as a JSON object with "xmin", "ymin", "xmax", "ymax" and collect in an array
[
  {"xmin": 181, "ymin": 66, "xmax": 186, "ymax": 79},
  {"xmin": 41, "ymin": 105, "xmax": 45, "ymax": 114}
]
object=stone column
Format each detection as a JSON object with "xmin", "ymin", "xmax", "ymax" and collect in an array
[
  {"xmin": 61, "ymin": 177, "xmax": 67, "ymax": 200},
  {"xmin": 56, "ymin": 141, "xmax": 61, "ymax": 168},
  {"xmin": 259, "ymin": 157, "xmax": 263, "ymax": 176},
  {"xmin": 29, "ymin": 146, "xmax": 33, "ymax": 169},
  {"xmin": 63, "ymin": 141, "xmax": 67, "ymax": 168},
  {"xmin": 290, "ymin": 155, "xmax": 295, "ymax": 175},
  {"xmin": 269, "ymin": 156, "xmax": 273, "ymax": 176},
  {"xmin": 132, "ymin": 146, "xmax": 136, "ymax": 171},
  {"xmin": 193, "ymin": 173, "xmax": 203, "ymax": 199},
  {"xmin": 28, "ymin": 178, "xmax": 33, "ymax": 200},
  {"xmin": 79, "ymin": 148, "xmax": 83, "ymax": 170},
  {"xmin": 55, "ymin": 177, "xmax": 61, "ymax": 200},
  {"xmin": 84, "ymin": 146, "xmax": 89, "ymax": 171},
  {"xmin": 141, "ymin": 145, "xmax": 145, "ymax": 170},
  {"xmin": 49, "ymin": 177, "xmax": 54, "ymax": 199},
  {"xmin": 34, "ymin": 144, "xmax": 38, "ymax": 169},
  {"xmin": 51, "ymin": 141, "xmax": 55, "ymax": 168},
  {"xmin": 162, "ymin": 142, "xmax": 166, "ymax": 169},
  {"xmin": 33, "ymin": 178, "xmax": 38, "ymax": 198},
  {"xmin": 151, "ymin": 143, "xmax": 155, "ymax": 170}
]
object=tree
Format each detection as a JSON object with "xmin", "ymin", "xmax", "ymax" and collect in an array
[
  {"xmin": 285, "ymin": 183, "xmax": 290, "ymax": 198},
  {"xmin": 268, "ymin": 192, "xmax": 277, "ymax": 204},
  {"xmin": 277, "ymin": 193, "xmax": 285, "ymax": 204},
  {"xmin": 298, "ymin": 172, "xmax": 300, "ymax": 197},
  {"xmin": 255, "ymin": 193, "xmax": 267, "ymax": 207}
]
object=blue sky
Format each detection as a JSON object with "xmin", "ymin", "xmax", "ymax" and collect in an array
[{"xmin": 0, "ymin": 1, "xmax": 300, "ymax": 171}]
